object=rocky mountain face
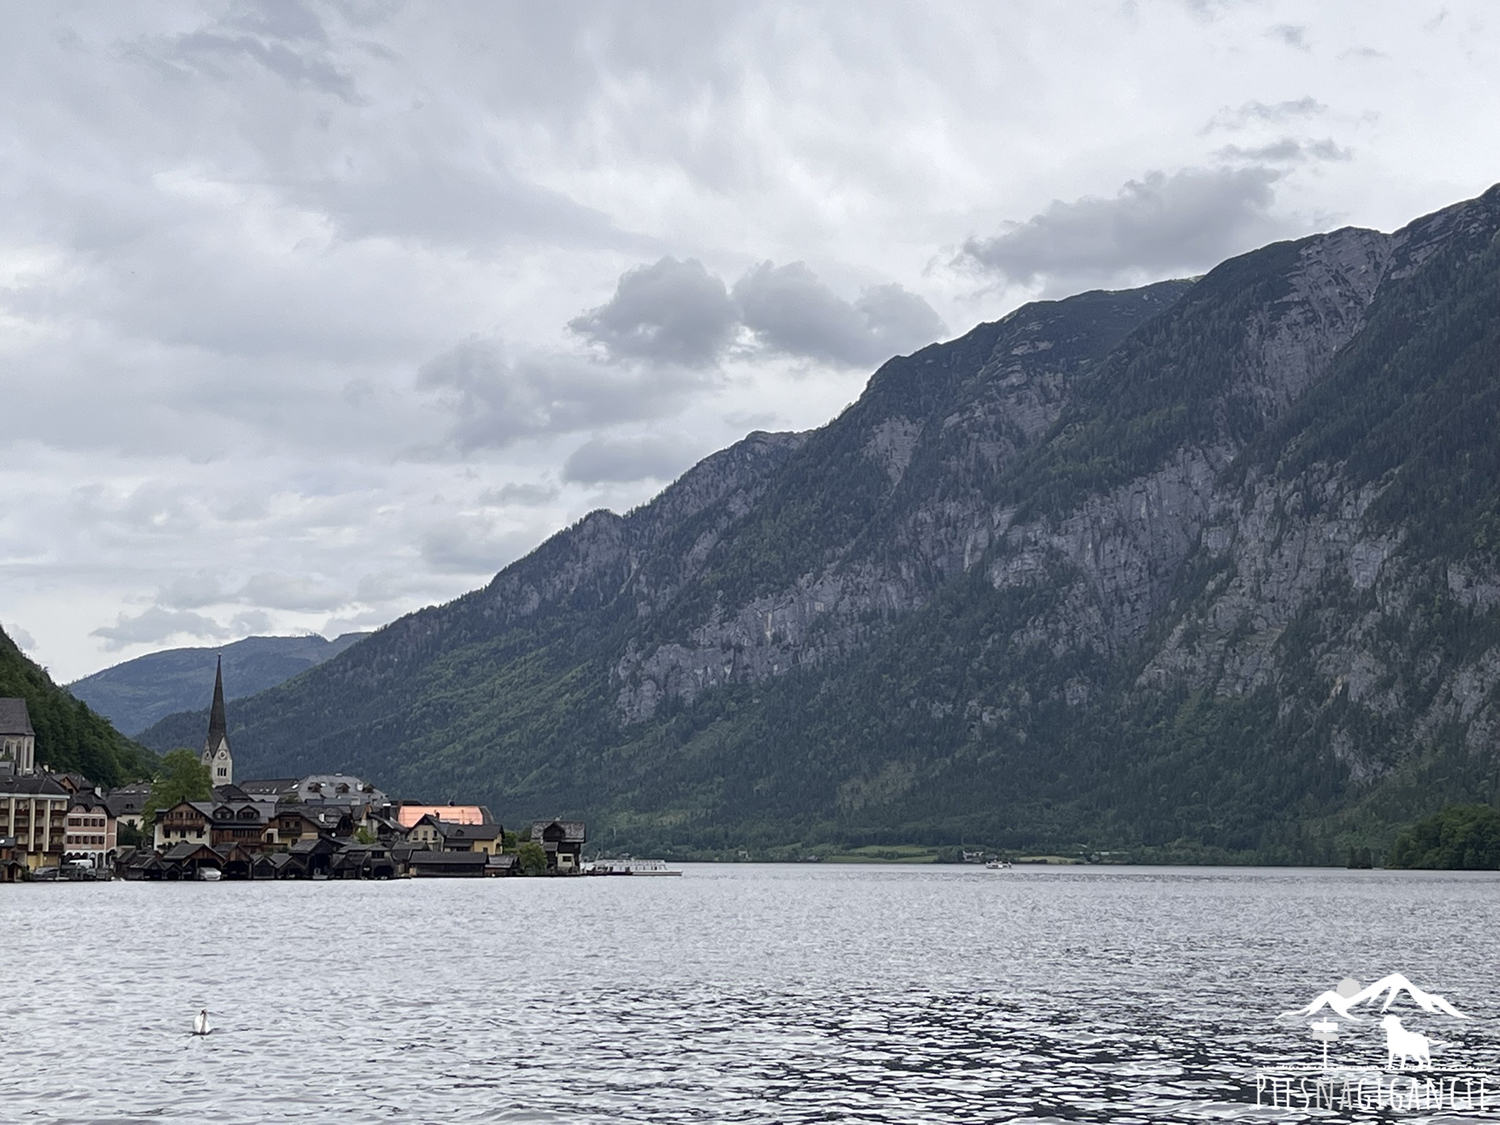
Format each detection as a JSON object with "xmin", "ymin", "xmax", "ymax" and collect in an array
[
  {"xmin": 70, "ymin": 632, "xmax": 370, "ymax": 736},
  {"xmin": 141, "ymin": 185, "xmax": 1500, "ymax": 860}
]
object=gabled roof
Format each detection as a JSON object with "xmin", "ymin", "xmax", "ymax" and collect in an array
[
  {"xmin": 436, "ymin": 821, "xmax": 502, "ymax": 842},
  {"xmin": 162, "ymin": 841, "xmax": 222, "ymax": 861},
  {"xmin": 407, "ymin": 849, "xmax": 488, "ymax": 866},
  {"xmin": 162, "ymin": 800, "xmax": 216, "ymax": 819},
  {"xmin": 238, "ymin": 778, "xmax": 300, "ymax": 798},
  {"xmin": 104, "ymin": 786, "xmax": 150, "ymax": 817},
  {"xmin": 68, "ymin": 793, "xmax": 111, "ymax": 813},
  {"xmin": 0, "ymin": 773, "xmax": 69, "ymax": 798},
  {"xmin": 531, "ymin": 819, "xmax": 587, "ymax": 843},
  {"xmin": 289, "ymin": 836, "xmax": 340, "ymax": 855},
  {"xmin": 213, "ymin": 801, "xmax": 279, "ymax": 825},
  {"xmin": 0, "ymin": 697, "xmax": 34, "ymax": 736}
]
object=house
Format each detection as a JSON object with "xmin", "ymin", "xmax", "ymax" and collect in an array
[
  {"xmin": 115, "ymin": 847, "xmax": 169, "ymax": 881},
  {"xmin": 289, "ymin": 835, "xmax": 340, "ymax": 877},
  {"xmin": 405, "ymin": 813, "xmax": 503, "ymax": 854},
  {"xmin": 154, "ymin": 800, "xmax": 215, "ymax": 850},
  {"xmin": 208, "ymin": 801, "xmax": 279, "ymax": 853},
  {"xmin": 64, "ymin": 792, "xmax": 116, "ymax": 869},
  {"xmin": 436, "ymin": 820, "xmax": 503, "ymax": 855},
  {"xmin": 331, "ymin": 843, "xmax": 396, "ymax": 880},
  {"xmin": 0, "ymin": 770, "xmax": 71, "ymax": 869},
  {"xmin": 0, "ymin": 836, "xmax": 24, "ymax": 882},
  {"xmin": 161, "ymin": 841, "xmax": 224, "ymax": 879},
  {"xmin": 272, "ymin": 805, "xmax": 349, "ymax": 844},
  {"xmin": 0, "ymin": 697, "xmax": 37, "ymax": 775},
  {"xmin": 530, "ymin": 820, "xmax": 587, "ymax": 873},
  {"xmin": 406, "ymin": 850, "xmax": 489, "ymax": 878},
  {"xmin": 104, "ymin": 782, "xmax": 152, "ymax": 831}
]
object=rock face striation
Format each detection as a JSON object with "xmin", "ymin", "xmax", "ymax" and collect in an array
[{"xmin": 140, "ymin": 185, "xmax": 1500, "ymax": 859}]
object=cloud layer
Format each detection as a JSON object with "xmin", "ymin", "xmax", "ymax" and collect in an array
[{"xmin": 0, "ymin": 1, "xmax": 1492, "ymax": 680}]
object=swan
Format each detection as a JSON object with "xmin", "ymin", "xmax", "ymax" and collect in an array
[{"xmin": 192, "ymin": 1009, "xmax": 211, "ymax": 1036}]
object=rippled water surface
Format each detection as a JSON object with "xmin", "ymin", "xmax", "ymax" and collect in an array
[{"xmin": 4, "ymin": 865, "xmax": 1500, "ymax": 1123}]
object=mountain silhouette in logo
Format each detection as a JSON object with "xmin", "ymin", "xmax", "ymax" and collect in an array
[{"xmin": 1282, "ymin": 973, "xmax": 1467, "ymax": 1021}]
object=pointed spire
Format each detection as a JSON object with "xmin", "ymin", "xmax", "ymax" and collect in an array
[{"xmin": 205, "ymin": 655, "xmax": 228, "ymax": 753}]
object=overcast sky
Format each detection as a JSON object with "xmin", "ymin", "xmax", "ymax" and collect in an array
[{"xmin": 1, "ymin": 0, "xmax": 1496, "ymax": 682}]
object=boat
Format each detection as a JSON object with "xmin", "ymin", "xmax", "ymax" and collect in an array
[
  {"xmin": 197, "ymin": 868, "xmax": 223, "ymax": 882},
  {"xmin": 583, "ymin": 858, "xmax": 682, "ymax": 876},
  {"xmin": 985, "ymin": 859, "xmax": 1013, "ymax": 870}
]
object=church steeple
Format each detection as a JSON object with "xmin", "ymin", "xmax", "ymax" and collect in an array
[{"xmin": 202, "ymin": 655, "xmax": 233, "ymax": 786}]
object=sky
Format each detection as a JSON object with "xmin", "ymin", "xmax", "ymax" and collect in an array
[{"xmin": 1, "ymin": 0, "xmax": 1496, "ymax": 683}]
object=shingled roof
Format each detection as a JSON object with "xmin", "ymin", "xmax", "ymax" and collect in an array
[{"xmin": 0, "ymin": 697, "xmax": 34, "ymax": 736}]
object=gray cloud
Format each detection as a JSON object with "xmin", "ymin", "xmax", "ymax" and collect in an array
[
  {"xmin": 302, "ymin": 159, "xmax": 634, "ymax": 250},
  {"xmin": 1204, "ymin": 96, "xmax": 1327, "ymax": 132},
  {"xmin": 134, "ymin": 1, "xmax": 360, "ymax": 101},
  {"xmin": 570, "ymin": 257, "xmax": 738, "ymax": 366},
  {"xmin": 1217, "ymin": 137, "xmax": 1352, "ymax": 164},
  {"xmin": 1267, "ymin": 24, "xmax": 1310, "ymax": 50},
  {"xmin": 563, "ymin": 434, "xmax": 702, "ymax": 484},
  {"xmin": 572, "ymin": 256, "xmax": 945, "ymax": 370},
  {"xmin": 92, "ymin": 607, "xmax": 230, "ymax": 651},
  {"xmin": 418, "ymin": 337, "xmax": 710, "ymax": 452},
  {"xmin": 480, "ymin": 482, "xmax": 561, "ymax": 507},
  {"xmin": 958, "ymin": 166, "xmax": 1294, "ymax": 289},
  {"xmin": 5, "ymin": 623, "xmax": 37, "ymax": 651},
  {"xmin": 159, "ymin": 573, "xmax": 229, "ymax": 610}
]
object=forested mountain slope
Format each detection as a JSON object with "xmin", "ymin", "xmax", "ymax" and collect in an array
[
  {"xmin": 70, "ymin": 632, "xmax": 369, "ymax": 736},
  {"xmin": 0, "ymin": 626, "xmax": 152, "ymax": 787},
  {"xmin": 141, "ymin": 185, "xmax": 1500, "ymax": 860}
]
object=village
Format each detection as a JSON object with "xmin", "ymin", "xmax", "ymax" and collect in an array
[{"xmin": 0, "ymin": 663, "xmax": 587, "ymax": 882}]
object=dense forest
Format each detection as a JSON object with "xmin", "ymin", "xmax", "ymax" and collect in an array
[{"xmin": 0, "ymin": 626, "xmax": 153, "ymax": 788}]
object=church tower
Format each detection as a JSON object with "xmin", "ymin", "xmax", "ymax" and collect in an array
[{"xmin": 202, "ymin": 656, "xmax": 233, "ymax": 786}]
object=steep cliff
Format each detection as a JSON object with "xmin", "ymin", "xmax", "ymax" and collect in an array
[{"xmin": 141, "ymin": 185, "xmax": 1500, "ymax": 859}]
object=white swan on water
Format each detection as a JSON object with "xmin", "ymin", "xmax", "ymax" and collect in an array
[{"xmin": 192, "ymin": 1009, "xmax": 211, "ymax": 1036}]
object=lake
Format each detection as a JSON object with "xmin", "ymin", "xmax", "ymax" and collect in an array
[{"xmin": 3, "ymin": 864, "xmax": 1498, "ymax": 1123}]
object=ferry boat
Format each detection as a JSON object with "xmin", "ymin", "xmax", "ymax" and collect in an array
[{"xmin": 583, "ymin": 858, "xmax": 682, "ymax": 876}]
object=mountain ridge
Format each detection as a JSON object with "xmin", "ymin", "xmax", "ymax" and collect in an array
[
  {"xmin": 140, "ymin": 183, "xmax": 1500, "ymax": 861},
  {"xmin": 70, "ymin": 632, "xmax": 370, "ymax": 736}
]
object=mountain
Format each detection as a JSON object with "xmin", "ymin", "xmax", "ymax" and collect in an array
[
  {"xmin": 70, "ymin": 633, "xmax": 369, "ymax": 737},
  {"xmin": 140, "ymin": 185, "xmax": 1500, "ymax": 861},
  {"xmin": 0, "ymin": 625, "xmax": 153, "ymax": 787}
]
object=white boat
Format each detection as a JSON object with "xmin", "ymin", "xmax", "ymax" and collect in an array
[
  {"xmin": 985, "ymin": 859, "xmax": 1013, "ymax": 870},
  {"xmin": 197, "ymin": 868, "xmax": 223, "ymax": 882},
  {"xmin": 584, "ymin": 858, "xmax": 682, "ymax": 876}
]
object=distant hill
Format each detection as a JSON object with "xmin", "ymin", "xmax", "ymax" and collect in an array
[
  {"xmin": 70, "ymin": 633, "xmax": 369, "ymax": 737},
  {"xmin": 138, "ymin": 185, "xmax": 1500, "ymax": 862},
  {"xmin": 1, "ymin": 625, "xmax": 152, "ymax": 786}
]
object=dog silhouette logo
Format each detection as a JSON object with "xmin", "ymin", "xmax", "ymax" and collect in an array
[
  {"xmin": 1380, "ymin": 1014, "xmax": 1434, "ymax": 1070},
  {"xmin": 1255, "ymin": 972, "xmax": 1491, "ymax": 1113}
]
